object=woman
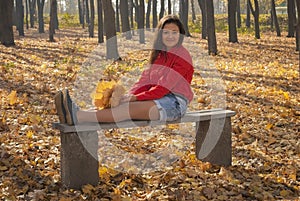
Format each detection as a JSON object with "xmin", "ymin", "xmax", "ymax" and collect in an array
[{"xmin": 55, "ymin": 15, "xmax": 194, "ymax": 125}]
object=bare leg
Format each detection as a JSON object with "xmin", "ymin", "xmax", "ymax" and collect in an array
[{"xmin": 77, "ymin": 100, "xmax": 159, "ymax": 123}]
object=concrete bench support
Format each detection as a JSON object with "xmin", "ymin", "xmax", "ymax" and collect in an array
[{"xmin": 60, "ymin": 131, "xmax": 99, "ymax": 189}]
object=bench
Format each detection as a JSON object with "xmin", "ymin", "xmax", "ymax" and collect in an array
[{"xmin": 52, "ymin": 108, "xmax": 236, "ymax": 189}]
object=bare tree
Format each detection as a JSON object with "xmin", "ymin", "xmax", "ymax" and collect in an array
[{"xmin": 0, "ymin": 0, "xmax": 15, "ymax": 46}]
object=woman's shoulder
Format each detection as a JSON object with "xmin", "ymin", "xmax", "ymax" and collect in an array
[{"xmin": 173, "ymin": 45, "xmax": 192, "ymax": 64}]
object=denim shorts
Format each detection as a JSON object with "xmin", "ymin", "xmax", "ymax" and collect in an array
[{"xmin": 154, "ymin": 93, "xmax": 188, "ymax": 121}]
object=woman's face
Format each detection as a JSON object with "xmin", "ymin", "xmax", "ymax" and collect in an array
[{"xmin": 162, "ymin": 23, "xmax": 180, "ymax": 50}]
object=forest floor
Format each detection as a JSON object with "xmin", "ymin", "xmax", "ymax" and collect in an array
[{"xmin": 0, "ymin": 27, "xmax": 299, "ymax": 201}]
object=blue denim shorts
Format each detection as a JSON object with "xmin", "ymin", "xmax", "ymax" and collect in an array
[{"xmin": 154, "ymin": 93, "xmax": 188, "ymax": 121}]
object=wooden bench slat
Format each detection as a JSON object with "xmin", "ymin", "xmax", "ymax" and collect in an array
[{"xmin": 53, "ymin": 109, "xmax": 236, "ymax": 133}]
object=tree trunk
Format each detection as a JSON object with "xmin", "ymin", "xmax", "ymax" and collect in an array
[
  {"xmin": 295, "ymin": 0, "xmax": 300, "ymax": 73},
  {"xmin": 246, "ymin": 0, "xmax": 250, "ymax": 28},
  {"xmin": 89, "ymin": 0, "xmax": 95, "ymax": 37},
  {"xmin": 120, "ymin": 0, "xmax": 132, "ymax": 39},
  {"xmin": 167, "ymin": 0, "xmax": 171, "ymax": 14},
  {"xmin": 137, "ymin": 0, "xmax": 145, "ymax": 43},
  {"xmin": 49, "ymin": 0, "xmax": 57, "ymax": 42},
  {"xmin": 97, "ymin": 0, "xmax": 104, "ymax": 43},
  {"xmin": 115, "ymin": 0, "xmax": 120, "ymax": 32},
  {"xmin": 206, "ymin": 0, "xmax": 217, "ymax": 55},
  {"xmin": 85, "ymin": 0, "xmax": 90, "ymax": 24},
  {"xmin": 228, "ymin": 0, "xmax": 238, "ymax": 43},
  {"xmin": 198, "ymin": 0, "xmax": 207, "ymax": 39},
  {"xmin": 78, "ymin": 0, "xmax": 84, "ymax": 24},
  {"xmin": 146, "ymin": 0, "xmax": 151, "ymax": 30},
  {"xmin": 287, "ymin": 0, "xmax": 296, "ymax": 37},
  {"xmin": 236, "ymin": 0, "xmax": 241, "ymax": 28},
  {"xmin": 271, "ymin": 0, "xmax": 280, "ymax": 37},
  {"xmin": 16, "ymin": 0, "xmax": 25, "ymax": 36},
  {"xmin": 37, "ymin": 0, "xmax": 45, "ymax": 33},
  {"xmin": 0, "ymin": 0, "xmax": 15, "ymax": 46},
  {"xmin": 159, "ymin": 0, "xmax": 164, "ymax": 20},
  {"xmin": 25, "ymin": 0, "xmax": 29, "ymax": 29},
  {"xmin": 29, "ymin": 0, "xmax": 36, "ymax": 28},
  {"xmin": 191, "ymin": 0, "xmax": 196, "ymax": 23},
  {"xmin": 129, "ymin": 0, "xmax": 135, "ymax": 34},
  {"xmin": 102, "ymin": 0, "xmax": 120, "ymax": 60},
  {"xmin": 152, "ymin": 0, "xmax": 158, "ymax": 29},
  {"xmin": 180, "ymin": 0, "xmax": 191, "ymax": 37},
  {"xmin": 248, "ymin": 0, "xmax": 260, "ymax": 39}
]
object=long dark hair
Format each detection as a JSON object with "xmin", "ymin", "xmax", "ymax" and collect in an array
[{"xmin": 149, "ymin": 15, "xmax": 186, "ymax": 64}]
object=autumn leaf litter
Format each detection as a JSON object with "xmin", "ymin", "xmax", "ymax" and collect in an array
[{"xmin": 0, "ymin": 28, "xmax": 299, "ymax": 200}]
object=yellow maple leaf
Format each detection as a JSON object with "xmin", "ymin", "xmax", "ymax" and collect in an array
[
  {"xmin": 7, "ymin": 90, "xmax": 17, "ymax": 105},
  {"xmin": 26, "ymin": 130, "xmax": 34, "ymax": 139}
]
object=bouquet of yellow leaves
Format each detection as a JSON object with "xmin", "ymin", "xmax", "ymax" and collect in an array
[{"xmin": 91, "ymin": 80, "xmax": 126, "ymax": 109}]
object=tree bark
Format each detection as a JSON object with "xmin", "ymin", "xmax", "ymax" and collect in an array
[
  {"xmin": 167, "ymin": 0, "xmax": 171, "ymax": 14},
  {"xmin": 287, "ymin": 0, "xmax": 296, "ymax": 37},
  {"xmin": 206, "ymin": 0, "xmax": 217, "ymax": 55},
  {"xmin": 180, "ymin": 0, "xmax": 191, "ymax": 37},
  {"xmin": 89, "ymin": 0, "xmax": 95, "ymax": 37},
  {"xmin": 49, "ymin": 0, "xmax": 57, "ymax": 42},
  {"xmin": 191, "ymin": 0, "xmax": 196, "ymax": 23},
  {"xmin": 135, "ymin": 0, "xmax": 145, "ymax": 43},
  {"xmin": 159, "ymin": 0, "xmax": 164, "ymax": 20},
  {"xmin": 115, "ymin": 0, "xmax": 120, "ymax": 32},
  {"xmin": 16, "ymin": 0, "xmax": 25, "ymax": 36},
  {"xmin": 120, "ymin": 0, "xmax": 132, "ymax": 39},
  {"xmin": 248, "ymin": 0, "xmax": 260, "ymax": 39},
  {"xmin": 152, "ymin": 0, "xmax": 158, "ymax": 29},
  {"xmin": 102, "ymin": 0, "xmax": 120, "ymax": 60},
  {"xmin": 228, "ymin": 0, "xmax": 238, "ymax": 43},
  {"xmin": 146, "ymin": 0, "xmax": 151, "ymax": 30},
  {"xmin": 198, "ymin": 0, "xmax": 207, "ymax": 39},
  {"xmin": 271, "ymin": 0, "xmax": 281, "ymax": 37},
  {"xmin": 97, "ymin": 0, "xmax": 104, "ymax": 43},
  {"xmin": 0, "ymin": 0, "xmax": 15, "ymax": 46},
  {"xmin": 246, "ymin": 0, "xmax": 250, "ymax": 28},
  {"xmin": 236, "ymin": 0, "xmax": 241, "ymax": 28},
  {"xmin": 29, "ymin": 0, "xmax": 36, "ymax": 28},
  {"xmin": 295, "ymin": 0, "xmax": 300, "ymax": 73},
  {"xmin": 37, "ymin": 0, "xmax": 45, "ymax": 33}
]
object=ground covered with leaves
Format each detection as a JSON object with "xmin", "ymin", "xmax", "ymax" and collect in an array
[{"xmin": 0, "ymin": 28, "xmax": 299, "ymax": 201}]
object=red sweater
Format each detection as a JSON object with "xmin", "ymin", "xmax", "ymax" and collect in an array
[{"xmin": 129, "ymin": 45, "xmax": 194, "ymax": 102}]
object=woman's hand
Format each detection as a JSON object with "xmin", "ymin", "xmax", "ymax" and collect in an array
[{"xmin": 120, "ymin": 94, "xmax": 137, "ymax": 103}]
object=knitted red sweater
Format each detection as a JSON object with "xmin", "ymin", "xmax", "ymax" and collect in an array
[{"xmin": 130, "ymin": 45, "xmax": 194, "ymax": 102}]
